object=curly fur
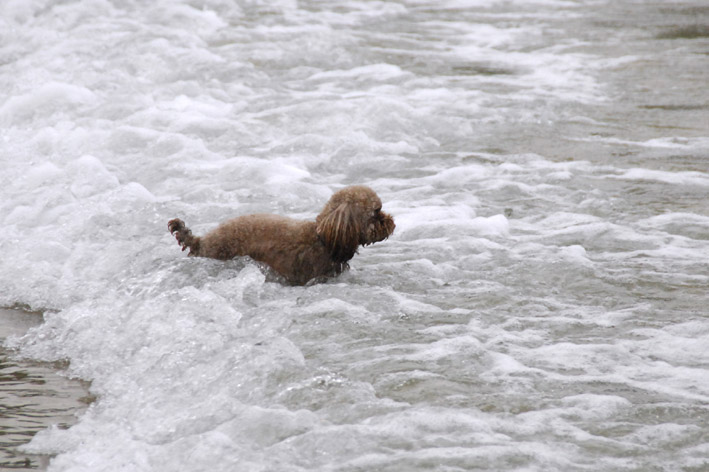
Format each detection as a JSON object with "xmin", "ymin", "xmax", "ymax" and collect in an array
[{"xmin": 168, "ymin": 186, "xmax": 395, "ymax": 285}]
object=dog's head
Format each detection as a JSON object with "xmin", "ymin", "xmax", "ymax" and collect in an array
[{"xmin": 315, "ymin": 185, "xmax": 395, "ymax": 262}]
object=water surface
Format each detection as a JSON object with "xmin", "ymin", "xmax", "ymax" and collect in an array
[
  {"xmin": 0, "ymin": 308, "xmax": 90, "ymax": 471},
  {"xmin": 1, "ymin": 0, "xmax": 707, "ymax": 471}
]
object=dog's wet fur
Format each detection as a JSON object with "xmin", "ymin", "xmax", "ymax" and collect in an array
[{"xmin": 168, "ymin": 186, "xmax": 395, "ymax": 285}]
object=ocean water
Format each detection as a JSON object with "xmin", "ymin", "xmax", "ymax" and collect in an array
[
  {"xmin": 1, "ymin": 0, "xmax": 708, "ymax": 471},
  {"xmin": 0, "ymin": 308, "xmax": 91, "ymax": 470}
]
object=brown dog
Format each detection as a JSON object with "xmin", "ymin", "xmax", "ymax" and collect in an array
[{"xmin": 168, "ymin": 186, "xmax": 395, "ymax": 285}]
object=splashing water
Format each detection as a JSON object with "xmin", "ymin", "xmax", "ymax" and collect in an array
[{"xmin": 1, "ymin": 0, "xmax": 708, "ymax": 471}]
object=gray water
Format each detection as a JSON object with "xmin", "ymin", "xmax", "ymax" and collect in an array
[
  {"xmin": 0, "ymin": 1, "xmax": 708, "ymax": 471},
  {"xmin": 0, "ymin": 309, "xmax": 90, "ymax": 470}
]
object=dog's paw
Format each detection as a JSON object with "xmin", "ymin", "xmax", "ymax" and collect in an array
[
  {"xmin": 168, "ymin": 218, "xmax": 191, "ymax": 251},
  {"xmin": 168, "ymin": 218, "xmax": 185, "ymax": 235}
]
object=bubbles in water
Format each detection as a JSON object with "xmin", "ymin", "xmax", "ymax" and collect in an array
[{"xmin": 1, "ymin": 0, "xmax": 708, "ymax": 471}]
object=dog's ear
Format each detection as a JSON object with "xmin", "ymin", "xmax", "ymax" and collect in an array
[{"xmin": 316, "ymin": 202, "xmax": 361, "ymax": 262}]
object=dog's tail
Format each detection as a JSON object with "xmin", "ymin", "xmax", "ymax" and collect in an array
[{"xmin": 168, "ymin": 218, "xmax": 201, "ymax": 256}]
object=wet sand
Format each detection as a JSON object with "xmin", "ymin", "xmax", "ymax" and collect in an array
[{"xmin": 0, "ymin": 309, "xmax": 91, "ymax": 471}]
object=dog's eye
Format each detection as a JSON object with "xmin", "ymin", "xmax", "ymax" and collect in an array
[{"xmin": 373, "ymin": 208, "xmax": 382, "ymax": 218}]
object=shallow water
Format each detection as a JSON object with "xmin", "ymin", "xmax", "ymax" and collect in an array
[
  {"xmin": 1, "ymin": 0, "xmax": 708, "ymax": 471},
  {"xmin": 0, "ymin": 309, "xmax": 90, "ymax": 471}
]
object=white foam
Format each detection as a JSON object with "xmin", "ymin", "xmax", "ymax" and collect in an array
[
  {"xmin": 558, "ymin": 244, "xmax": 593, "ymax": 266},
  {"xmin": 394, "ymin": 203, "xmax": 509, "ymax": 241},
  {"xmin": 0, "ymin": 82, "xmax": 97, "ymax": 124},
  {"xmin": 577, "ymin": 136, "xmax": 709, "ymax": 150},
  {"xmin": 1, "ymin": 1, "xmax": 707, "ymax": 470},
  {"xmin": 627, "ymin": 423, "xmax": 702, "ymax": 447},
  {"xmin": 408, "ymin": 0, "xmax": 578, "ymax": 8},
  {"xmin": 614, "ymin": 168, "xmax": 709, "ymax": 186},
  {"xmin": 66, "ymin": 155, "xmax": 121, "ymax": 199},
  {"xmin": 637, "ymin": 212, "xmax": 709, "ymax": 230},
  {"xmin": 308, "ymin": 64, "xmax": 409, "ymax": 82}
]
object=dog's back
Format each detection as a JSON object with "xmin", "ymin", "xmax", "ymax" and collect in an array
[{"xmin": 198, "ymin": 215, "xmax": 344, "ymax": 284}]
